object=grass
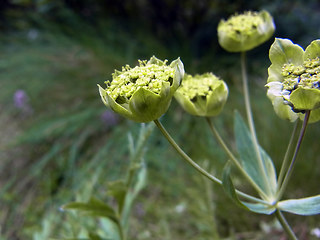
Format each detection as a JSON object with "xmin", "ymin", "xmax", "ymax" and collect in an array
[{"xmin": 1, "ymin": 11, "xmax": 320, "ymax": 240}]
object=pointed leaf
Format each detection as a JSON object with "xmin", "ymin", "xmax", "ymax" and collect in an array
[
  {"xmin": 131, "ymin": 163, "xmax": 147, "ymax": 198},
  {"xmin": 242, "ymin": 202, "xmax": 276, "ymax": 215},
  {"xmin": 234, "ymin": 111, "xmax": 277, "ymax": 196},
  {"xmin": 62, "ymin": 197, "xmax": 117, "ymax": 221},
  {"xmin": 222, "ymin": 162, "xmax": 249, "ymax": 209},
  {"xmin": 100, "ymin": 218, "xmax": 121, "ymax": 240},
  {"xmin": 278, "ymin": 195, "xmax": 320, "ymax": 215},
  {"xmin": 222, "ymin": 162, "xmax": 276, "ymax": 215},
  {"xmin": 107, "ymin": 180, "xmax": 128, "ymax": 213}
]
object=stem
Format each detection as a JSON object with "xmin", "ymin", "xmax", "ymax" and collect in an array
[
  {"xmin": 241, "ymin": 51, "xmax": 271, "ymax": 196},
  {"xmin": 117, "ymin": 221, "xmax": 126, "ymax": 240},
  {"xmin": 277, "ymin": 120, "xmax": 300, "ymax": 190},
  {"xmin": 274, "ymin": 209, "xmax": 298, "ymax": 240},
  {"xmin": 205, "ymin": 117, "xmax": 269, "ymax": 200},
  {"xmin": 276, "ymin": 110, "xmax": 310, "ymax": 201},
  {"xmin": 153, "ymin": 119, "xmax": 268, "ymax": 204}
]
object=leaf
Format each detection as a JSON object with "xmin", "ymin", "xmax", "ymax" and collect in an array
[
  {"xmin": 107, "ymin": 180, "xmax": 128, "ymax": 213},
  {"xmin": 234, "ymin": 111, "xmax": 277, "ymax": 197},
  {"xmin": 62, "ymin": 197, "xmax": 117, "ymax": 222},
  {"xmin": 100, "ymin": 218, "xmax": 122, "ymax": 240},
  {"xmin": 88, "ymin": 232, "xmax": 104, "ymax": 240},
  {"xmin": 222, "ymin": 162, "xmax": 276, "ymax": 215},
  {"xmin": 278, "ymin": 195, "xmax": 320, "ymax": 215},
  {"xmin": 121, "ymin": 163, "xmax": 147, "ymax": 232},
  {"xmin": 222, "ymin": 162, "xmax": 248, "ymax": 208},
  {"xmin": 131, "ymin": 163, "xmax": 147, "ymax": 198}
]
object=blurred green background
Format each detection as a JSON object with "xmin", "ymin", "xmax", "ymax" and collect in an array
[{"xmin": 1, "ymin": 0, "xmax": 320, "ymax": 239}]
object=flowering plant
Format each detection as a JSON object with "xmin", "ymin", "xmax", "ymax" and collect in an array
[{"xmin": 64, "ymin": 10, "xmax": 320, "ymax": 240}]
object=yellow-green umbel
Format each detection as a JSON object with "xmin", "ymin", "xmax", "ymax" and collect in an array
[
  {"xmin": 98, "ymin": 56, "xmax": 184, "ymax": 122},
  {"xmin": 174, "ymin": 73, "xmax": 228, "ymax": 117},
  {"xmin": 217, "ymin": 11, "xmax": 275, "ymax": 52},
  {"xmin": 266, "ymin": 38, "xmax": 320, "ymax": 123}
]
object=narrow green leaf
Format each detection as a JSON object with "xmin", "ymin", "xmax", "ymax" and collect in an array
[
  {"xmin": 131, "ymin": 163, "xmax": 147, "ymax": 198},
  {"xmin": 222, "ymin": 162, "xmax": 276, "ymax": 215},
  {"xmin": 234, "ymin": 111, "xmax": 277, "ymax": 196},
  {"xmin": 242, "ymin": 202, "xmax": 276, "ymax": 215},
  {"xmin": 222, "ymin": 162, "xmax": 248, "ymax": 209},
  {"xmin": 62, "ymin": 197, "xmax": 117, "ymax": 221},
  {"xmin": 107, "ymin": 180, "xmax": 128, "ymax": 213},
  {"xmin": 278, "ymin": 195, "xmax": 320, "ymax": 215}
]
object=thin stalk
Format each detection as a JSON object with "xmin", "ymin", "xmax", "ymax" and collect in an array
[
  {"xmin": 153, "ymin": 119, "xmax": 268, "ymax": 204},
  {"xmin": 117, "ymin": 221, "xmax": 126, "ymax": 240},
  {"xmin": 274, "ymin": 209, "xmax": 298, "ymax": 240},
  {"xmin": 276, "ymin": 110, "xmax": 310, "ymax": 201},
  {"xmin": 241, "ymin": 51, "xmax": 271, "ymax": 196},
  {"xmin": 206, "ymin": 117, "xmax": 269, "ymax": 200},
  {"xmin": 277, "ymin": 120, "xmax": 300, "ymax": 190}
]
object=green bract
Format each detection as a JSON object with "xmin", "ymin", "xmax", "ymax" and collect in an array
[
  {"xmin": 217, "ymin": 10, "xmax": 275, "ymax": 52},
  {"xmin": 174, "ymin": 73, "xmax": 228, "ymax": 117},
  {"xmin": 98, "ymin": 56, "xmax": 184, "ymax": 122},
  {"xmin": 266, "ymin": 38, "xmax": 320, "ymax": 123}
]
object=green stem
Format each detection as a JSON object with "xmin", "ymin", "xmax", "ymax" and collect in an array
[
  {"xmin": 153, "ymin": 119, "xmax": 267, "ymax": 204},
  {"xmin": 277, "ymin": 120, "xmax": 300, "ymax": 190},
  {"xmin": 241, "ymin": 51, "xmax": 271, "ymax": 197},
  {"xmin": 276, "ymin": 110, "xmax": 310, "ymax": 201},
  {"xmin": 205, "ymin": 117, "xmax": 269, "ymax": 200},
  {"xmin": 117, "ymin": 220, "xmax": 126, "ymax": 240},
  {"xmin": 274, "ymin": 209, "xmax": 298, "ymax": 240}
]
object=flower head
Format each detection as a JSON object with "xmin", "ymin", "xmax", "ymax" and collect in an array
[
  {"xmin": 98, "ymin": 56, "xmax": 184, "ymax": 122},
  {"xmin": 174, "ymin": 73, "xmax": 228, "ymax": 117},
  {"xmin": 217, "ymin": 10, "xmax": 275, "ymax": 52},
  {"xmin": 266, "ymin": 38, "xmax": 320, "ymax": 123}
]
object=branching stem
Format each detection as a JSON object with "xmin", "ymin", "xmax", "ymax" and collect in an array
[
  {"xmin": 276, "ymin": 110, "xmax": 310, "ymax": 201},
  {"xmin": 153, "ymin": 119, "xmax": 267, "ymax": 204}
]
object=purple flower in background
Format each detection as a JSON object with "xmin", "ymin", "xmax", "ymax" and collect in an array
[
  {"xmin": 101, "ymin": 110, "xmax": 119, "ymax": 127},
  {"xmin": 13, "ymin": 89, "xmax": 33, "ymax": 115}
]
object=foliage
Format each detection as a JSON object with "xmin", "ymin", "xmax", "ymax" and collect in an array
[{"xmin": 1, "ymin": 1, "xmax": 320, "ymax": 240}]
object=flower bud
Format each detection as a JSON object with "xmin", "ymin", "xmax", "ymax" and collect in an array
[
  {"xmin": 174, "ymin": 73, "xmax": 228, "ymax": 117},
  {"xmin": 98, "ymin": 56, "xmax": 184, "ymax": 122},
  {"xmin": 218, "ymin": 11, "xmax": 275, "ymax": 52}
]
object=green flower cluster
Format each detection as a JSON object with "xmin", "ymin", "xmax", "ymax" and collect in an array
[
  {"xmin": 218, "ymin": 11, "xmax": 275, "ymax": 52},
  {"xmin": 98, "ymin": 56, "xmax": 184, "ymax": 122},
  {"xmin": 266, "ymin": 38, "xmax": 320, "ymax": 123},
  {"xmin": 98, "ymin": 57, "xmax": 230, "ymax": 121},
  {"xmin": 174, "ymin": 73, "xmax": 228, "ymax": 117}
]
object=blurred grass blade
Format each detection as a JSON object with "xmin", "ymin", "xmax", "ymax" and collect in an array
[{"xmin": 278, "ymin": 195, "xmax": 320, "ymax": 215}]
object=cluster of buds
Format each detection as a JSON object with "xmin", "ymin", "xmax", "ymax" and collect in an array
[
  {"xmin": 99, "ymin": 10, "xmax": 320, "ymax": 124},
  {"xmin": 99, "ymin": 56, "xmax": 229, "ymax": 121},
  {"xmin": 217, "ymin": 11, "xmax": 275, "ymax": 52},
  {"xmin": 98, "ymin": 56, "xmax": 184, "ymax": 122},
  {"xmin": 174, "ymin": 73, "xmax": 228, "ymax": 117}
]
